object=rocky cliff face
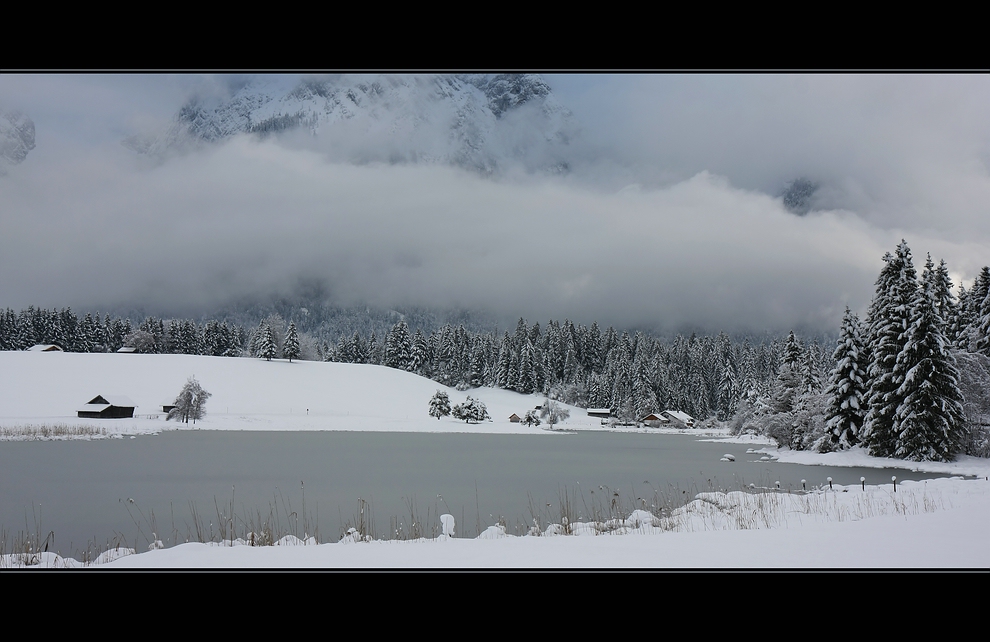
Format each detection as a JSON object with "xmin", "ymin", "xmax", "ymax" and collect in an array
[
  {"xmin": 0, "ymin": 111, "xmax": 36, "ymax": 173},
  {"xmin": 129, "ymin": 74, "xmax": 577, "ymax": 175}
]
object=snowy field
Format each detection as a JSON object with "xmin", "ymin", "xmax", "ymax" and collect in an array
[
  {"xmin": 0, "ymin": 351, "xmax": 589, "ymax": 436},
  {"xmin": 2, "ymin": 350, "xmax": 989, "ymax": 569}
]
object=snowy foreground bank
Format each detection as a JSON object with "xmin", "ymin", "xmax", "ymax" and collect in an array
[{"xmin": 5, "ymin": 476, "xmax": 988, "ymax": 568}]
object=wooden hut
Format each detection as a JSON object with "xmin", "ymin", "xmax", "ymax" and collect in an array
[
  {"xmin": 27, "ymin": 344, "xmax": 62, "ymax": 352},
  {"xmin": 77, "ymin": 395, "xmax": 136, "ymax": 419}
]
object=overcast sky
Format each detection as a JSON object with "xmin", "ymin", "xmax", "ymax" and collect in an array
[{"xmin": 1, "ymin": 73, "xmax": 988, "ymax": 335}]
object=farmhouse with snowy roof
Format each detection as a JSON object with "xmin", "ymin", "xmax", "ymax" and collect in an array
[
  {"xmin": 641, "ymin": 413, "xmax": 671, "ymax": 427},
  {"xmin": 661, "ymin": 410, "xmax": 695, "ymax": 427},
  {"xmin": 77, "ymin": 395, "xmax": 136, "ymax": 419}
]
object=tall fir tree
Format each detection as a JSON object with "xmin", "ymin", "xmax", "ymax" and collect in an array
[
  {"xmin": 283, "ymin": 322, "xmax": 301, "ymax": 362},
  {"xmin": 931, "ymin": 258, "xmax": 957, "ymax": 338},
  {"xmin": 824, "ymin": 308, "xmax": 868, "ymax": 451},
  {"xmin": 863, "ymin": 241, "xmax": 917, "ymax": 458},
  {"xmin": 960, "ymin": 267, "xmax": 990, "ymax": 350},
  {"xmin": 893, "ymin": 272, "xmax": 965, "ymax": 461},
  {"xmin": 801, "ymin": 346, "xmax": 821, "ymax": 394},
  {"xmin": 385, "ymin": 321, "xmax": 412, "ymax": 371},
  {"xmin": 783, "ymin": 331, "xmax": 803, "ymax": 368},
  {"xmin": 975, "ymin": 278, "xmax": 990, "ymax": 357},
  {"xmin": 258, "ymin": 323, "xmax": 277, "ymax": 361},
  {"xmin": 411, "ymin": 328, "xmax": 430, "ymax": 376}
]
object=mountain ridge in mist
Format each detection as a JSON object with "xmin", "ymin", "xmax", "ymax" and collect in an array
[{"xmin": 125, "ymin": 73, "xmax": 578, "ymax": 176}]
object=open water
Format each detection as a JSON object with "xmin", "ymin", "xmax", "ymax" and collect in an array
[{"xmin": 0, "ymin": 430, "xmax": 951, "ymax": 556}]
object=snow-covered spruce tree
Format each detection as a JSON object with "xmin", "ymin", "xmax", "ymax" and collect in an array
[
  {"xmin": 717, "ymin": 355, "xmax": 739, "ymax": 421},
  {"xmin": 384, "ymin": 321, "xmax": 412, "ymax": 371},
  {"xmin": 771, "ymin": 359, "xmax": 802, "ymax": 415},
  {"xmin": 411, "ymin": 328, "xmax": 430, "ymax": 376},
  {"xmin": 954, "ymin": 350, "xmax": 990, "ymax": 457},
  {"xmin": 783, "ymin": 331, "xmax": 803, "ymax": 368},
  {"xmin": 823, "ymin": 308, "xmax": 868, "ymax": 451},
  {"xmin": 283, "ymin": 322, "xmax": 300, "ymax": 362},
  {"xmin": 975, "ymin": 282, "xmax": 990, "ymax": 357},
  {"xmin": 262, "ymin": 314, "xmax": 286, "ymax": 359},
  {"xmin": 468, "ymin": 338, "xmax": 486, "ymax": 388},
  {"xmin": 167, "ymin": 377, "xmax": 212, "ymax": 424},
  {"xmin": 258, "ymin": 323, "xmax": 278, "ymax": 362},
  {"xmin": 249, "ymin": 320, "xmax": 265, "ymax": 357},
  {"xmin": 931, "ymin": 258, "xmax": 957, "ymax": 340},
  {"xmin": 516, "ymin": 340, "xmax": 537, "ymax": 394},
  {"xmin": 801, "ymin": 347, "xmax": 821, "ymax": 395},
  {"xmin": 892, "ymin": 267, "xmax": 966, "ymax": 461},
  {"xmin": 863, "ymin": 241, "xmax": 916, "ymax": 458},
  {"xmin": 959, "ymin": 267, "xmax": 990, "ymax": 351},
  {"xmin": 428, "ymin": 390, "xmax": 451, "ymax": 420}
]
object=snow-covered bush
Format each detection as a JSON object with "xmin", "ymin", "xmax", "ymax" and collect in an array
[
  {"xmin": 540, "ymin": 399, "xmax": 570, "ymax": 429},
  {"xmin": 122, "ymin": 330, "xmax": 156, "ymax": 353},
  {"xmin": 451, "ymin": 396, "xmax": 489, "ymax": 423}
]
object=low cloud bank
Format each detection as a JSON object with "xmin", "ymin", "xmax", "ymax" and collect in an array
[{"xmin": 4, "ymin": 135, "xmax": 979, "ymax": 334}]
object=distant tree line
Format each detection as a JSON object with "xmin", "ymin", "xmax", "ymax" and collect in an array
[
  {"xmin": 0, "ymin": 307, "xmax": 247, "ymax": 357},
  {"xmin": 317, "ymin": 316, "xmax": 833, "ymax": 425}
]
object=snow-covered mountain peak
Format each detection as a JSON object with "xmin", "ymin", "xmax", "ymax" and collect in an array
[{"xmin": 131, "ymin": 74, "xmax": 578, "ymax": 175}]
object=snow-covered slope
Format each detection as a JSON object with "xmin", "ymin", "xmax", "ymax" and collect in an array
[
  {"xmin": 130, "ymin": 74, "xmax": 577, "ymax": 175},
  {"xmin": 0, "ymin": 351, "xmax": 590, "ymax": 434}
]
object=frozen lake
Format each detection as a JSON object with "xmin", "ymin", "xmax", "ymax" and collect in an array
[{"xmin": 0, "ymin": 430, "xmax": 950, "ymax": 555}]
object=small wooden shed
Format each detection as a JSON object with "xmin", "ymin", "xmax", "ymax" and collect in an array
[
  {"xmin": 508, "ymin": 413, "xmax": 521, "ymax": 423},
  {"xmin": 587, "ymin": 408, "xmax": 611, "ymax": 419},
  {"xmin": 77, "ymin": 395, "xmax": 136, "ymax": 419},
  {"xmin": 27, "ymin": 344, "xmax": 62, "ymax": 352}
]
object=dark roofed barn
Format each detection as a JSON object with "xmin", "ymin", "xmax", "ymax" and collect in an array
[{"xmin": 77, "ymin": 395, "xmax": 136, "ymax": 419}]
